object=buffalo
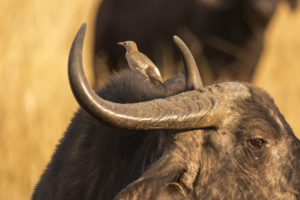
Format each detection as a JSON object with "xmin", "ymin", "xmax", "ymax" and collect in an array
[
  {"xmin": 94, "ymin": 0, "xmax": 298, "ymax": 86},
  {"xmin": 33, "ymin": 24, "xmax": 300, "ymax": 199}
]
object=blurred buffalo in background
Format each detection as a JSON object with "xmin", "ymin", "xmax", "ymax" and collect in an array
[{"xmin": 94, "ymin": 0, "xmax": 298, "ymax": 86}]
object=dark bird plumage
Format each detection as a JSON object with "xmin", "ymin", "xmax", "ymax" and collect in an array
[{"xmin": 118, "ymin": 41, "xmax": 164, "ymax": 85}]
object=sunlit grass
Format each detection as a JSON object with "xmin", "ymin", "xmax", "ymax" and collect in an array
[
  {"xmin": 0, "ymin": 0, "xmax": 99, "ymax": 199},
  {"xmin": 253, "ymin": 4, "xmax": 300, "ymax": 137},
  {"xmin": 0, "ymin": 1, "xmax": 299, "ymax": 199}
]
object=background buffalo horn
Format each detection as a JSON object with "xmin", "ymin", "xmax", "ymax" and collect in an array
[
  {"xmin": 173, "ymin": 35, "xmax": 203, "ymax": 90},
  {"xmin": 68, "ymin": 23, "xmax": 220, "ymax": 130}
]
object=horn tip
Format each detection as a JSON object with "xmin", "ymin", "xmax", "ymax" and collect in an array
[
  {"xmin": 78, "ymin": 23, "xmax": 87, "ymax": 35},
  {"xmin": 173, "ymin": 35, "xmax": 186, "ymax": 48},
  {"xmin": 173, "ymin": 35, "xmax": 181, "ymax": 42},
  {"xmin": 71, "ymin": 23, "xmax": 87, "ymax": 50}
]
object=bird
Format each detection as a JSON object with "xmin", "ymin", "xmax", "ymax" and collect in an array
[{"xmin": 118, "ymin": 41, "xmax": 164, "ymax": 85}]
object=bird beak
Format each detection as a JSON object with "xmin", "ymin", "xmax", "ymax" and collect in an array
[{"xmin": 118, "ymin": 42, "xmax": 125, "ymax": 46}]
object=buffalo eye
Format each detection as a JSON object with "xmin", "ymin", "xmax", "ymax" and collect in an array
[{"xmin": 249, "ymin": 138, "xmax": 266, "ymax": 148}]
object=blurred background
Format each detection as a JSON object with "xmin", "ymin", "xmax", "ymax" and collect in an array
[{"xmin": 0, "ymin": 0, "xmax": 300, "ymax": 199}]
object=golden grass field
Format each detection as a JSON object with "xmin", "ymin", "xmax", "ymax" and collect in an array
[{"xmin": 0, "ymin": 1, "xmax": 300, "ymax": 199}]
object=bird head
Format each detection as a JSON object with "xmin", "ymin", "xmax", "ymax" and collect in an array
[{"xmin": 118, "ymin": 41, "xmax": 138, "ymax": 53}]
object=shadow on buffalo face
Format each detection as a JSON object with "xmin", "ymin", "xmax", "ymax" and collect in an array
[
  {"xmin": 32, "ymin": 24, "xmax": 300, "ymax": 200},
  {"xmin": 94, "ymin": 0, "xmax": 298, "ymax": 86}
]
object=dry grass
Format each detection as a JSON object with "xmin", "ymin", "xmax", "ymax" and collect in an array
[
  {"xmin": 253, "ymin": 4, "xmax": 300, "ymax": 137},
  {"xmin": 0, "ymin": 1, "xmax": 299, "ymax": 199},
  {"xmin": 0, "ymin": 0, "xmax": 99, "ymax": 199}
]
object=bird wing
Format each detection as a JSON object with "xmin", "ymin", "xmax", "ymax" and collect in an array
[
  {"xmin": 129, "ymin": 52, "xmax": 157, "ymax": 69},
  {"xmin": 145, "ymin": 66, "xmax": 164, "ymax": 84},
  {"xmin": 128, "ymin": 52, "xmax": 163, "ymax": 84}
]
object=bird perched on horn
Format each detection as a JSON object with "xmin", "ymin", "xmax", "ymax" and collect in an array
[{"xmin": 118, "ymin": 41, "xmax": 164, "ymax": 85}]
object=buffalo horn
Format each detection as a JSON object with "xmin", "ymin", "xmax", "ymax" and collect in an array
[
  {"xmin": 68, "ymin": 23, "xmax": 220, "ymax": 130},
  {"xmin": 173, "ymin": 35, "xmax": 203, "ymax": 90}
]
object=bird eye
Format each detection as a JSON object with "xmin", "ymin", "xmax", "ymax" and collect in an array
[{"xmin": 249, "ymin": 138, "xmax": 266, "ymax": 148}]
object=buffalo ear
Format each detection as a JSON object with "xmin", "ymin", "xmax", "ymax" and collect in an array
[
  {"xmin": 156, "ymin": 182, "xmax": 190, "ymax": 200},
  {"xmin": 113, "ymin": 177, "xmax": 187, "ymax": 200},
  {"xmin": 112, "ymin": 178, "xmax": 159, "ymax": 200},
  {"xmin": 287, "ymin": 0, "xmax": 298, "ymax": 10}
]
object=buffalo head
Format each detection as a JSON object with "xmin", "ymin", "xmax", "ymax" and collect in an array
[{"xmin": 33, "ymin": 24, "xmax": 300, "ymax": 200}]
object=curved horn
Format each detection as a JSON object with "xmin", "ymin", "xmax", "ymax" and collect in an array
[
  {"xmin": 68, "ymin": 24, "xmax": 225, "ymax": 130},
  {"xmin": 173, "ymin": 35, "xmax": 203, "ymax": 90}
]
